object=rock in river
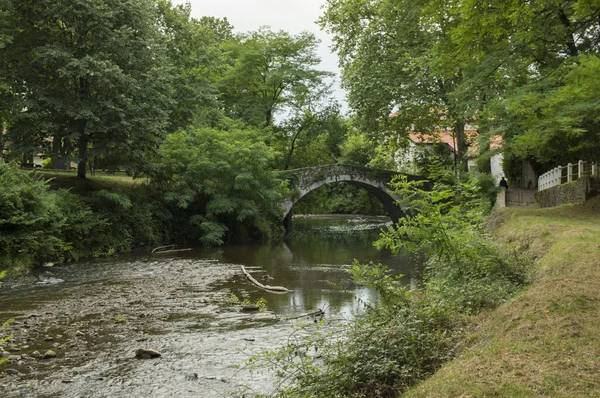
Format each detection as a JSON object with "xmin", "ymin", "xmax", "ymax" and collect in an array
[
  {"xmin": 43, "ymin": 350, "xmax": 57, "ymax": 359},
  {"xmin": 135, "ymin": 348, "xmax": 161, "ymax": 359}
]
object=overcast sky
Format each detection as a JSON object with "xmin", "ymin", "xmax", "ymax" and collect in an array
[{"xmin": 172, "ymin": 0, "xmax": 347, "ymax": 111}]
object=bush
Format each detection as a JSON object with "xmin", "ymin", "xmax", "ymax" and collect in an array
[
  {"xmin": 0, "ymin": 271, "xmax": 14, "ymax": 365},
  {"xmin": 0, "ymin": 163, "xmax": 164, "ymax": 272},
  {"xmin": 0, "ymin": 163, "xmax": 107, "ymax": 271},
  {"xmin": 87, "ymin": 187, "xmax": 164, "ymax": 256},
  {"xmin": 149, "ymin": 125, "xmax": 286, "ymax": 245}
]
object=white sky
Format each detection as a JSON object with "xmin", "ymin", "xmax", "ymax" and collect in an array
[{"xmin": 172, "ymin": 0, "xmax": 348, "ymax": 111}]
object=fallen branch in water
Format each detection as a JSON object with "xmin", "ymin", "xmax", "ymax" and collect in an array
[
  {"xmin": 285, "ymin": 309, "xmax": 325, "ymax": 321},
  {"xmin": 152, "ymin": 245, "xmax": 192, "ymax": 254},
  {"xmin": 152, "ymin": 245, "xmax": 177, "ymax": 254},
  {"xmin": 241, "ymin": 265, "xmax": 290, "ymax": 293},
  {"xmin": 153, "ymin": 248, "xmax": 192, "ymax": 254}
]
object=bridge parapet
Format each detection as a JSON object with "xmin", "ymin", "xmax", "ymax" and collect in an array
[{"xmin": 280, "ymin": 164, "xmax": 429, "ymax": 226}]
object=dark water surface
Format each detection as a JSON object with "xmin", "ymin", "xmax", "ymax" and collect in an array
[{"xmin": 0, "ymin": 215, "xmax": 420, "ymax": 397}]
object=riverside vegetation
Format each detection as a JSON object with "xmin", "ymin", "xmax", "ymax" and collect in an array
[
  {"xmin": 0, "ymin": 123, "xmax": 288, "ymax": 274},
  {"xmin": 246, "ymin": 175, "xmax": 600, "ymax": 397},
  {"xmin": 405, "ymin": 195, "xmax": 600, "ymax": 397},
  {"xmin": 247, "ymin": 166, "xmax": 530, "ymax": 397}
]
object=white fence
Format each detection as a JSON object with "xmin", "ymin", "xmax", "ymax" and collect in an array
[{"xmin": 538, "ymin": 160, "xmax": 598, "ymax": 192}]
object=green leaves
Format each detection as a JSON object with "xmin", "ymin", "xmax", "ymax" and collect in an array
[
  {"xmin": 2, "ymin": 0, "xmax": 174, "ymax": 178},
  {"xmin": 219, "ymin": 27, "xmax": 332, "ymax": 127},
  {"xmin": 507, "ymin": 54, "xmax": 600, "ymax": 163},
  {"xmin": 320, "ymin": 0, "xmax": 474, "ymax": 169},
  {"xmin": 150, "ymin": 124, "xmax": 286, "ymax": 245},
  {"xmin": 0, "ymin": 163, "xmax": 107, "ymax": 271}
]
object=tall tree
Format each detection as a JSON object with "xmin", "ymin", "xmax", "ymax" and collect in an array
[
  {"xmin": 219, "ymin": 27, "xmax": 332, "ymax": 127},
  {"xmin": 319, "ymin": 0, "xmax": 479, "ymax": 170},
  {"xmin": 156, "ymin": 1, "xmax": 232, "ymax": 131},
  {"xmin": 453, "ymin": 0, "xmax": 600, "ymax": 169},
  {"xmin": 0, "ymin": 0, "xmax": 14, "ymax": 155},
  {"xmin": 277, "ymin": 101, "xmax": 346, "ymax": 170},
  {"xmin": 2, "ymin": 0, "xmax": 174, "ymax": 178}
]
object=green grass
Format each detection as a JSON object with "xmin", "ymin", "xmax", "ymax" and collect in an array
[
  {"xmin": 404, "ymin": 197, "xmax": 600, "ymax": 397},
  {"xmin": 31, "ymin": 169, "xmax": 146, "ymax": 194}
]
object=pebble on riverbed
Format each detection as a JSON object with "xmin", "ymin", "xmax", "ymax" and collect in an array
[
  {"xmin": 30, "ymin": 351, "xmax": 42, "ymax": 359},
  {"xmin": 134, "ymin": 348, "xmax": 161, "ymax": 359},
  {"xmin": 43, "ymin": 350, "xmax": 57, "ymax": 359}
]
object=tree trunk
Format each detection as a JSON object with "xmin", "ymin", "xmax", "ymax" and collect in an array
[
  {"xmin": 77, "ymin": 124, "xmax": 88, "ymax": 179},
  {"xmin": 0, "ymin": 118, "xmax": 4, "ymax": 159},
  {"xmin": 265, "ymin": 108, "xmax": 272, "ymax": 126},
  {"xmin": 77, "ymin": 76, "xmax": 89, "ymax": 178},
  {"xmin": 454, "ymin": 120, "xmax": 468, "ymax": 172}
]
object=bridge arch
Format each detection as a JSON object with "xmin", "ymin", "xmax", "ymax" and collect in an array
[{"xmin": 280, "ymin": 165, "xmax": 428, "ymax": 228}]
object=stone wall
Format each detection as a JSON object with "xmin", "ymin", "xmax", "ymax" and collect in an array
[{"xmin": 535, "ymin": 176, "xmax": 599, "ymax": 208}]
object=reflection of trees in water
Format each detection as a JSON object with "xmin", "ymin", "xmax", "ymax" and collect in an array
[
  {"xmin": 226, "ymin": 216, "xmax": 421, "ymax": 317},
  {"xmin": 287, "ymin": 227, "xmax": 383, "ymax": 253}
]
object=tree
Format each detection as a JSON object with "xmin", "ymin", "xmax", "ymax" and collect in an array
[
  {"xmin": 149, "ymin": 123, "xmax": 286, "ymax": 245},
  {"xmin": 276, "ymin": 91, "xmax": 346, "ymax": 170},
  {"xmin": 453, "ymin": 0, "xmax": 600, "ymax": 169},
  {"xmin": 319, "ymin": 0, "xmax": 481, "ymax": 171},
  {"xmin": 2, "ymin": 0, "xmax": 174, "ymax": 178},
  {"xmin": 0, "ymin": 0, "xmax": 14, "ymax": 155},
  {"xmin": 156, "ymin": 1, "xmax": 232, "ymax": 131},
  {"xmin": 219, "ymin": 27, "xmax": 333, "ymax": 127}
]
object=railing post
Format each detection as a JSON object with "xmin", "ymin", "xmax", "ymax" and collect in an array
[
  {"xmin": 578, "ymin": 160, "xmax": 584, "ymax": 179},
  {"xmin": 567, "ymin": 163, "xmax": 573, "ymax": 182},
  {"xmin": 593, "ymin": 162, "xmax": 597, "ymax": 177}
]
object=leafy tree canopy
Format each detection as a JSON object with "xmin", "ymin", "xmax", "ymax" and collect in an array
[
  {"xmin": 219, "ymin": 27, "xmax": 333, "ymax": 127},
  {"xmin": 1, "ymin": 0, "xmax": 174, "ymax": 178},
  {"xmin": 156, "ymin": 0, "xmax": 233, "ymax": 131},
  {"xmin": 149, "ymin": 122, "xmax": 287, "ymax": 245},
  {"xmin": 319, "ymin": 0, "xmax": 478, "ymax": 170},
  {"xmin": 320, "ymin": 0, "xmax": 600, "ymax": 173}
]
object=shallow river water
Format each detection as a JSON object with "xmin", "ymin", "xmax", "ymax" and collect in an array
[{"xmin": 0, "ymin": 215, "xmax": 420, "ymax": 397}]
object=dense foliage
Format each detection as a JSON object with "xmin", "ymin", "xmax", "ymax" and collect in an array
[
  {"xmin": 1, "ymin": 0, "xmax": 174, "ymax": 178},
  {"xmin": 149, "ymin": 124, "xmax": 287, "ymax": 245},
  {"xmin": 0, "ymin": 270, "xmax": 13, "ymax": 365},
  {"xmin": 320, "ymin": 0, "xmax": 600, "ymax": 176},
  {"xmin": 0, "ymin": 163, "xmax": 105, "ymax": 271},
  {"xmin": 0, "ymin": 162, "xmax": 175, "ymax": 273}
]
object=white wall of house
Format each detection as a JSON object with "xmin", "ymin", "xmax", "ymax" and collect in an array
[{"xmin": 491, "ymin": 153, "xmax": 504, "ymax": 183}]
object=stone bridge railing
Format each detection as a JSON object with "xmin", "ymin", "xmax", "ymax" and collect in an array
[{"xmin": 279, "ymin": 164, "xmax": 429, "ymax": 225}]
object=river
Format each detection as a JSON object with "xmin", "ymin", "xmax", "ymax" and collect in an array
[{"xmin": 0, "ymin": 215, "xmax": 420, "ymax": 397}]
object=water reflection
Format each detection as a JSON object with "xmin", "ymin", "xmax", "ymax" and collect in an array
[{"xmin": 213, "ymin": 215, "xmax": 421, "ymax": 317}]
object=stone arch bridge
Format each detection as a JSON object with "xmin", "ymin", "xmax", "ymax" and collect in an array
[{"xmin": 280, "ymin": 164, "xmax": 430, "ymax": 227}]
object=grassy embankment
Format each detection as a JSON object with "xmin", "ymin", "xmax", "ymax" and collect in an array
[
  {"xmin": 405, "ymin": 197, "xmax": 600, "ymax": 397},
  {"xmin": 34, "ymin": 169, "xmax": 143, "ymax": 193}
]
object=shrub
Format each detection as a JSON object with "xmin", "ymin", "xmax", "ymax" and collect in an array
[
  {"xmin": 149, "ymin": 125, "xmax": 286, "ymax": 245},
  {"xmin": 0, "ymin": 163, "xmax": 107, "ymax": 271},
  {"xmin": 0, "ymin": 271, "xmax": 14, "ymax": 365},
  {"xmin": 87, "ymin": 187, "xmax": 163, "ymax": 255}
]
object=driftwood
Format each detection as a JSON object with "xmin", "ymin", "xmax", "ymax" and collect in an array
[
  {"xmin": 152, "ymin": 245, "xmax": 177, "ymax": 254},
  {"xmin": 153, "ymin": 248, "xmax": 192, "ymax": 254},
  {"xmin": 152, "ymin": 245, "xmax": 192, "ymax": 254},
  {"xmin": 285, "ymin": 309, "xmax": 325, "ymax": 321},
  {"xmin": 241, "ymin": 266, "xmax": 289, "ymax": 293}
]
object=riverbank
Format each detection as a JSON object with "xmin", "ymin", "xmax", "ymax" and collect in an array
[
  {"xmin": 405, "ymin": 197, "xmax": 600, "ymax": 397},
  {"xmin": 0, "ymin": 215, "xmax": 409, "ymax": 397}
]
